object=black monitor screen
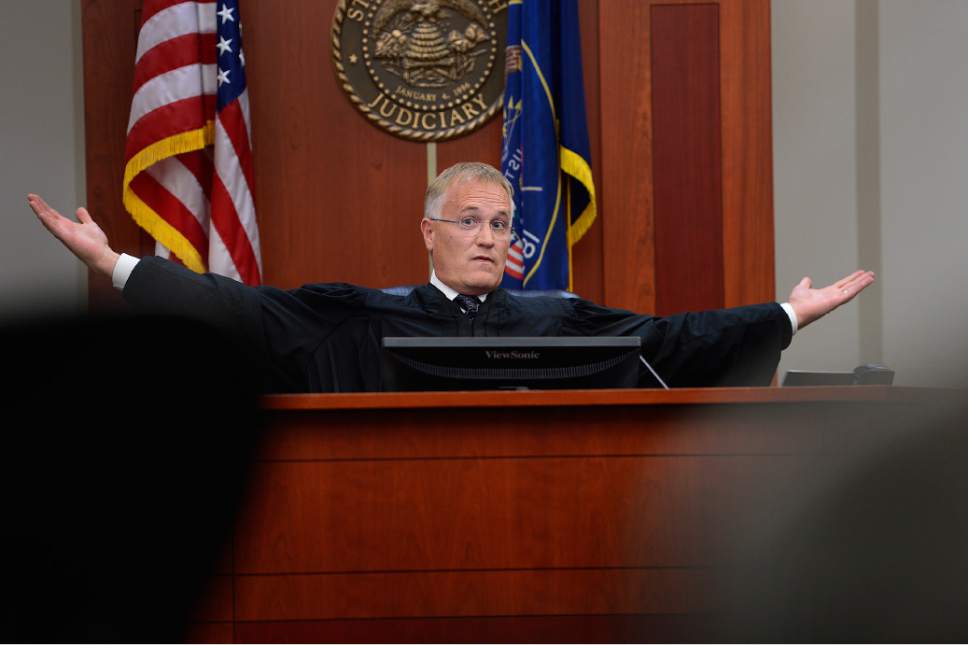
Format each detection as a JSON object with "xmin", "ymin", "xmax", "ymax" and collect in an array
[{"xmin": 381, "ymin": 336, "xmax": 644, "ymax": 391}]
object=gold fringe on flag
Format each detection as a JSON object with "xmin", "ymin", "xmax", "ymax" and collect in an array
[
  {"xmin": 121, "ymin": 122, "xmax": 215, "ymax": 274},
  {"xmin": 560, "ymin": 144, "xmax": 597, "ymax": 245}
]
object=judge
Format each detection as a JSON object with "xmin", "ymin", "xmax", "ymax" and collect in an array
[{"xmin": 26, "ymin": 162, "xmax": 874, "ymax": 392}]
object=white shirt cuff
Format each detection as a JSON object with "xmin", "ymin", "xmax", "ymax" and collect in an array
[
  {"xmin": 112, "ymin": 253, "xmax": 140, "ymax": 291},
  {"xmin": 780, "ymin": 302, "xmax": 798, "ymax": 337}
]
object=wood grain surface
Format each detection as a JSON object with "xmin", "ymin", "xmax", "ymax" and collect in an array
[
  {"xmin": 233, "ymin": 613, "xmax": 708, "ymax": 644},
  {"xmin": 209, "ymin": 386, "xmax": 942, "ymax": 641},
  {"xmin": 259, "ymin": 384, "xmax": 921, "ymax": 410},
  {"xmin": 599, "ymin": 0, "xmax": 656, "ymax": 313},
  {"xmin": 651, "ymin": 3, "xmax": 725, "ymax": 314},
  {"xmin": 721, "ymin": 0, "xmax": 776, "ymax": 306}
]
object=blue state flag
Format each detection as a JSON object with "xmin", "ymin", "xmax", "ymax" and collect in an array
[{"xmin": 500, "ymin": 0, "xmax": 596, "ymax": 291}]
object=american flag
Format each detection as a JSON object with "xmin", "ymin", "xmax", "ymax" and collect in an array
[{"xmin": 123, "ymin": 0, "xmax": 262, "ymax": 285}]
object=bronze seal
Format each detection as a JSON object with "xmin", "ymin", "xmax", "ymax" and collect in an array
[{"xmin": 332, "ymin": 0, "xmax": 508, "ymax": 141}]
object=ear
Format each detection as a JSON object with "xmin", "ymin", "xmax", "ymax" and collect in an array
[{"xmin": 420, "ymin": 218, "xmax": 434, "ymax": 253}]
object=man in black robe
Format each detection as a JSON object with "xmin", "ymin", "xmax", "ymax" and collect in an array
[{"xmin": 26, "ymin": 162, "xmax": 875, "ymax": 392}]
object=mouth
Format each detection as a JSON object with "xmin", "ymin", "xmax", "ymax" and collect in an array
[{"xmin": 472, "ymin": 256, "xmax": 495, "ymax": 264}]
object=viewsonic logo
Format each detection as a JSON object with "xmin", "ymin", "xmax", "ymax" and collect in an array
[{"xmin": 484, "ymin": 350, "xmax": 540, "ymax": 360}]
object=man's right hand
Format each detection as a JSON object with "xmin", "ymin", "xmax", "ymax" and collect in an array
[{"xmin": 27, "ymin": 194, "xmax": 120, "ymax": 278}]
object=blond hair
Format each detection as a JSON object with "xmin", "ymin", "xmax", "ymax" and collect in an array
[{"xmin": 423, "ymin": 162, "xmax": 515, "ymax": 220}]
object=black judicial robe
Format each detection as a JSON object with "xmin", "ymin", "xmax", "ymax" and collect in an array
[{"xmin": 123, "ymin": 256, "xmax": 792, "ymax": 392}]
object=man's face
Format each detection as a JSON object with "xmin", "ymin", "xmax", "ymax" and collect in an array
[{"xmin": 420, "ymin": 179, "xmax": 511, "ymax": 296}]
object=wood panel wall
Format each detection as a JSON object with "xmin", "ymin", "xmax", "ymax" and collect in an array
[{"xmin": 81, "ymin": 0, "xmax": 772, "ymax": 314}]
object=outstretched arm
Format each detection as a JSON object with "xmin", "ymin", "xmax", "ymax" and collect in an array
[
  {"xmin": 788, "ymin": 270, "xmax": 876, "ymax": 329},
  {"xmin": 27, "ymin": 194, "xmax": 120, "ymax": 277}
]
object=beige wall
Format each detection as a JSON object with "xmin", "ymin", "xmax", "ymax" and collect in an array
[
  {"xmin": 879, "ymin": 0, "xmax": 968, "ymax": 387},
  {"xmin": 773, "ymin": 0, "xmax": 968, "ymax": 387},
  {"xmin": 0, "ymin": 1, "xmax": 86, "ymax": 320},
  {"xmin": 772, "ymin": 0, "xmax": 862, "ymax": 379}
]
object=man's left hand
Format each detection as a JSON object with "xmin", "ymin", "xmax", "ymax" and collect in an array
[{"xmin": 788, "ymin": 270, "xmax": 876, "ymax": 329}]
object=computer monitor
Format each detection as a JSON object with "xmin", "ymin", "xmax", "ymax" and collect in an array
[{"xmin": 381, "ymin": 336, "xmax": 644, "ymax": 391}]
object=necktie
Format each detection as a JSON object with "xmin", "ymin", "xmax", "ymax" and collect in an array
[{"xmin": 454, "ymin": 294, "xmax": 480, "ymax": 319}]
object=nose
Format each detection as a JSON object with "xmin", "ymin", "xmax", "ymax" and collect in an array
[{"xmin": 475, "ymin": 222, "xmax": 496, "ymax": 247}]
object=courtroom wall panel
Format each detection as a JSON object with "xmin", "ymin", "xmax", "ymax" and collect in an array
[
  {"xmin": 651, "ymin": 3, "xmax": 726, "ymax": 313},
  {"xmin": 82, "ymin": 0, "xmax": 145, "ymax": 310},
  {"xmin": 82, "ymin": 0, "xmax": 772, "ymax": 313},
  {"xmin": 599, "ymin": 0, "xmax": 774, "ymax": 314}
]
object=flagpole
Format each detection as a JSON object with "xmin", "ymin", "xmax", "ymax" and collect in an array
[{"xmin": 426, "ymin": 142, "xmax": 437, "ymax": 276}]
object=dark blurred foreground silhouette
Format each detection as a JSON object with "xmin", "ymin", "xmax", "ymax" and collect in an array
[
  {"xmin": 0, "ymin": 314, "xmax": 263, "ymax": 642},
  {"xmin": 712, "ymin": 394, "xmax": 968, "ymax": 641}
]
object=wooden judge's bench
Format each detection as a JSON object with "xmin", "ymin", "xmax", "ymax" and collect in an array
[{"xmin": 187, "ymin": 386, "xmax": 952, "ymax": 643}]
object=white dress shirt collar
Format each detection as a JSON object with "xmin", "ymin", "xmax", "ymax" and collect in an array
[{"xmin": 430, "ymin": 270, "xmax": 487, "ymax": 302}]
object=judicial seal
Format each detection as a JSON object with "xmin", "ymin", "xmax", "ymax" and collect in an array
[{"xmin": 332, "ymin": 0, "xmax": 508, "ymax": 141}]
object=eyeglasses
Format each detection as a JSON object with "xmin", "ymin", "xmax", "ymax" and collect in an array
[{"xmin": 429, "ymin": 215, "xmax": 511, "ymax": 238}]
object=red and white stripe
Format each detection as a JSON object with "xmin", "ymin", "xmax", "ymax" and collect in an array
[
  {"xmin": 125, "ymin": 0, "xmax": 261, "ymax": 285},
  {"xmin": 505, "ymin": 239, "xmax": 525, "ymax": 280}
]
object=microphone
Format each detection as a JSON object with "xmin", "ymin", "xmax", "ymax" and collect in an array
[{"xmin": 639, "ymin": 354, "xmax": 670, "ymax": 390}]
